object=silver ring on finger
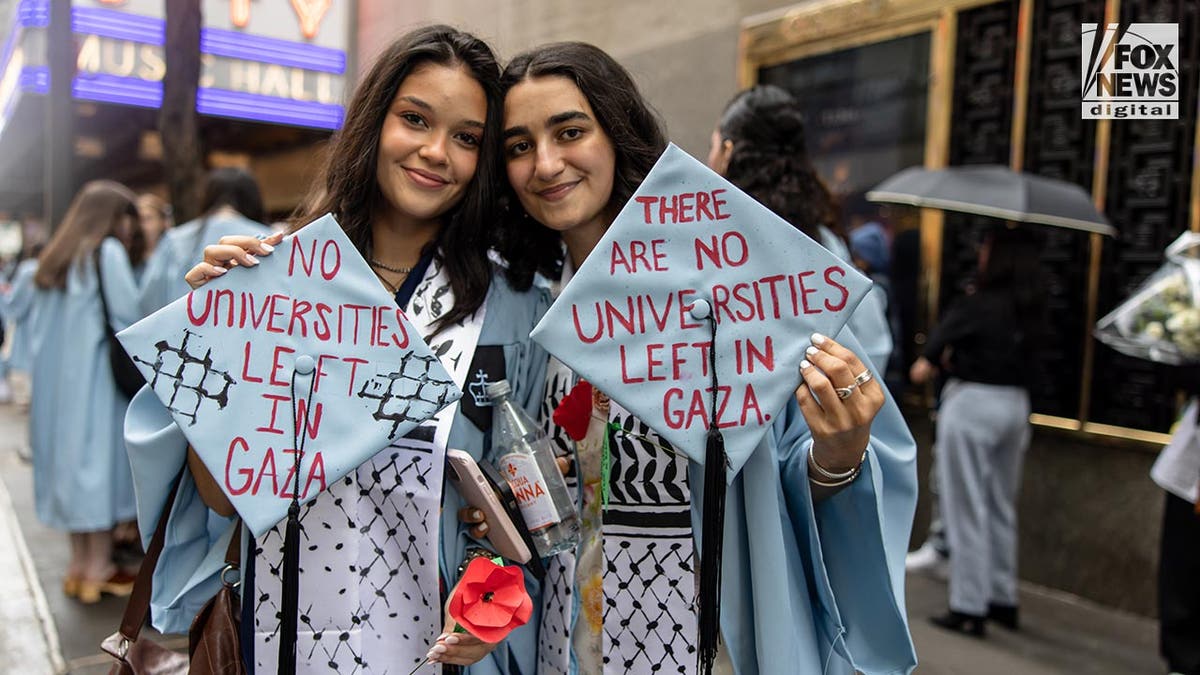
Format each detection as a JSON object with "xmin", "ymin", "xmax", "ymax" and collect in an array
[
  {"xmin": 853, "ymin": 370, "xmax": 873, "ymax": 387},
  {"xmin": 835, "ymin": 385, "xmax": 856, "ymax": 400}
]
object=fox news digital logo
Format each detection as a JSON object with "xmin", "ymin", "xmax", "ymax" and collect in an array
[{"xmin": 1082, "ymin": 23, "xmax": 1178, "ymax": 119}]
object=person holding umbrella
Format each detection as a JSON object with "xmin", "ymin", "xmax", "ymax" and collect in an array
[{"xmin": 910, "ymin": 223, "xmax": 1045, "ymax": 635}]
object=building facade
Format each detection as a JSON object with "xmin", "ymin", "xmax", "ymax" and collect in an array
[
  {"xmin": 361, "ymin": 0, "xmax": 1195, "ymax": 617},
  {"xmin": 0, "ymin": 0, "xmax": 354, "ymax": 222}
]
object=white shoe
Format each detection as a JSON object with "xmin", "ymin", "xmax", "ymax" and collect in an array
[{"xmin": 906, "ymin": 541, "xmax": 949, "ymax": 580}]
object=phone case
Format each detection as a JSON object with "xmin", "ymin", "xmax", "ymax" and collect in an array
[{"xmin": 446, "ymin": 450, "xmax": 532, "ymax": 564}]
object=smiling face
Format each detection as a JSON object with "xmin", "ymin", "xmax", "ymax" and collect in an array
[
  {"xmin": 503, "ymin": 75, "xmax": 617, "ymax": 245},
  {"xmin": 374, "ymin": 61, "xmax": 487, "ymax": 230}
]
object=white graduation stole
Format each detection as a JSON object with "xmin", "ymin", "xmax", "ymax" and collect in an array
[{"xmin": 253, "ymin": 256, "xmax": 483, "ymax": 674}]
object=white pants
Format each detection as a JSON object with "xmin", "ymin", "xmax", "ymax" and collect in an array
[{"xmin": 936, "ymin": 379, "xmax": 1030, "ymax": 615}]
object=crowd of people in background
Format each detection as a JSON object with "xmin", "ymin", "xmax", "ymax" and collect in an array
[{"xmin": 0, "ymin": 168, "xmax": 269, "ymax": 606}]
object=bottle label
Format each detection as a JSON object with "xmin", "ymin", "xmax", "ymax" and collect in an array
[{"xmin": 499, "ymin": 453, "xmax": 557, "ymax": 531}]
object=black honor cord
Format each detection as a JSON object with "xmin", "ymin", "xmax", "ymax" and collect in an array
[
  {"xmin": 697, "ymin": 314, "xmax": 729, "ymax": 675},
  {"xmin": 279, "ymin": 368, "xmax": 317, "ymax": 675}
]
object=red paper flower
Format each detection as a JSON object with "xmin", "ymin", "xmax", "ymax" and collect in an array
[
  {"xmin": 553, "ymin": 380, "xmax": 593, "ymax": 441},
  {"xmin": 448, "ymin": 557, "xmax": 533, "ymax": 643}
]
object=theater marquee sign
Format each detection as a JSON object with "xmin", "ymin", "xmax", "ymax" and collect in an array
[{"xmin": 0, "ymin": 0, "xmax": 349, "ymax": 129}]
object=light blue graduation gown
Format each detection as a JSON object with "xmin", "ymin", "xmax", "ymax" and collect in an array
[
  {"xmin": 31, "ymin": 238, "xmax": 139, "ymax": 531},
  {"xmin": 124, "ymin": 269, "xmax": 550, "ymax": 675},
  {"xmin": 694, "ymin": 327, "xmax": 917, "ymax": 675},
  {"xmin": 1, "ymin": 258, "xmax": 38, "ymax": 373},
  {"xmin": 138, "ymin": 213, "xmax": 272, "ymax": 316},
  {"xmin": 820, "ymin": 227, "xmax": 892, "ymax": 373}
]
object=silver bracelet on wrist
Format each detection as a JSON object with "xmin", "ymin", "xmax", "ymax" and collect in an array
[
  {"xmin": 808, "ymin": 466, "xmax": 862, "ymax": 488},
  {"xmin": 808, "ymin": 442, "xmax": 866, "ymax": 482}
]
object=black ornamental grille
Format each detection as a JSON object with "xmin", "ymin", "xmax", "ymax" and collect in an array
[{"xmin": 1090, "ymin": 0, "xmax": 1200, "ymax": 432}]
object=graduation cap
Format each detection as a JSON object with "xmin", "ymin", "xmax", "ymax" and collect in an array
[
  {"xmin": 118, "ymin": 213, "xmax": 462, "ymax": 673},
  {"xmin": 529, "ymin": 143, "xmax": 873, "ymax": 673}
]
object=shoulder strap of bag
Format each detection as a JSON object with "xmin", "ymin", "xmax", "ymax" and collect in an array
[
  {"xmin": 225, "ymin": 520, "xmax": 241, "ymax": 569},
  {"xmin": 92, "ymin": 245, "xmax": 117, "ymax": 340},
  {"xmin": 118, "ymin": 471, "xmax": 184, "ymax": 642}
]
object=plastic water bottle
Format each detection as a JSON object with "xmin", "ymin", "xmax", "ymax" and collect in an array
[{"xmin": 487, "ymin": 380, "xmax": 580, "ymax": 557}]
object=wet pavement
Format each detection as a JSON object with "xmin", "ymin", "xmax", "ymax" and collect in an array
[{"xmin": 0, "ymin": 400, "xmax": 1165, "ymax": 674}]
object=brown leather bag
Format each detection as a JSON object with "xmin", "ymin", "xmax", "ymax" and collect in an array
[
  {"xmin": 102, "ymin": 475, "xmax": 246, "ymax": 675},
  {"xmin": 101, "ymin": 479, "xmax": 189, "ymax": 675},
  {"xmin": 188, "ymin": 522, "xmax": 246, "ymax": 675}
]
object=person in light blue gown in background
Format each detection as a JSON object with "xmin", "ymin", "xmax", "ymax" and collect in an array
[
  {"xmin": 138, "ymin": 167, "xmax": 271, "ymax": 316},
  {"xmin": 0, "ymin": 250, "xmax": 40, "ymax": 406},
  {"xmin": 29, "ymin": 180, "xmax": 143, "ymax": 603}
]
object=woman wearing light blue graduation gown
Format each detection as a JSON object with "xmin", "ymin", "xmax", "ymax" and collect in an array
[
  {"xmin": 138, "ymin": 168, "xmax": 272, "ymax": 316},
  {"xmin": 1, "ymin": 256, "xmax": 39, "ymax": 379},
  {"xmin": 124, "ymin": 266, "xmax": 550, "ymax": 671},
  {"xmin": 700, "ymin": 326, "xmax": 916, "ymax": 674},
  {"xmin": 29, "ymin": 181, "xmax": 142, "ymax": 600},
  {"xmin": 124, "ymin": 24, "xmax": 556, "ymax": 675},
  {"xmin": 476, "ymin": 46, "xmax": 916, "ymax": 675},
  {"xmin": 706, "ymin": 84, "xmax": 914, "ymax": 674}
]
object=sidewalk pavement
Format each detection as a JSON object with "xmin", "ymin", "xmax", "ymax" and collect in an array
[{"xmin": 0, "ymin": 400, "xmax": 1166, "ymax": 674}]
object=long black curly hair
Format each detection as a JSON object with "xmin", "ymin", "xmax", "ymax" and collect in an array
[
  {"xmin": 492, "ymin": 42, "xmax": 667, "ymax": 290},
  {"xmin": 717, "ymin": 85, "xmax": 839, "ymax": 241}
]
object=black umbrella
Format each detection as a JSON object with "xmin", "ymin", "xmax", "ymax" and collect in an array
[{"xmin": 866, "ymin": 164, "xmax": 1116, "ymax": 237}]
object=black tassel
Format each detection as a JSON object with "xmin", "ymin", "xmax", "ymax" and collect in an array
[
  {"xmin": 697, "ymin": 426, "xmax": 728, "ymax": 675},
  {"xmin": 697, "ymin": 310, "xmax": 727, "ymax": 675},
  {"xmin": 279, "ymin": 369, "xmax": 314, "ymax": 675},
  {"xmin": 278, "ymin": 501, "xmax": 300, "ymax": 674}
]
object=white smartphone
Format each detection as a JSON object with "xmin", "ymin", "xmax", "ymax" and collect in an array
[{"xmin": 446, "ymin": 449, "xmax": 532, "ymax": 564}]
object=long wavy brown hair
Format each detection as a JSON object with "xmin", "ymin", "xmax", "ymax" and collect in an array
[
  {"xmin": 35, "ymin": 180, "xmax": 139, "ymax": 289},
  {"xmin": 291, "ymin": 25, "xmax": 503, "ymax": 332}
]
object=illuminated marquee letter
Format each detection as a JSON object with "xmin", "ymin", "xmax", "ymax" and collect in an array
[
  {"xmin": 230, "ymin": 0, "xmax": 250, "ymax": 27},
  {"xmin": 228, "ymin": 0, "xmax": 331, "ymax": 40},
  {"xmin": 290, "ymin": 0, "xmax": 332, "ymax": 39}
]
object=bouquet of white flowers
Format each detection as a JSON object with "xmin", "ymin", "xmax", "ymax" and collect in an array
[{"xmin": 1096, "ymin": 231, "xmax": 1200, "ymax": 364}]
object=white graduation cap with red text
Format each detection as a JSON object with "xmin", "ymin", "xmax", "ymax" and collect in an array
[
  {"xmin": 118, "ymin": 214, "xmax": 462, "ymax": 537},
  {"xmin": 531, "ymin": 143, "xmax": 874, "ymax": 479}
]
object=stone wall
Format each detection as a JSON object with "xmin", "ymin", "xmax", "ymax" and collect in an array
[{"xmin": 354, "ymin": 0, "xmax": 797, "ymax": 157}]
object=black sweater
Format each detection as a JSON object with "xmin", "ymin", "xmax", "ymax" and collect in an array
[{"xmin": 924, "ymin": 289, "xmax": 1029, "ymax": 388}]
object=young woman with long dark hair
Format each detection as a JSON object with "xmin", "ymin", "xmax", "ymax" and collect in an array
[
  {"xmin": 31, "ymin": 180, "xmax": 142, "ymax": 603},
  {"xmin": 128, "ymin": 26, "xmax": 550, "ymax": 674},
  {"xmin": 445, "ymin": 45, "xmax": 917, "ymax": 675}
]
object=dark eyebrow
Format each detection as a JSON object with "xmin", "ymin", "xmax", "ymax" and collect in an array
[
  {"xmin": 397, "ymin": 95, "xmax": 483, "ymax": 129},
  {"xmin": 549, "ymin": 110, "xmax": 590, "ymax": 126},
  {"xmin": 502, "ymin": 110, "xmax": 590, "ymax": 140},
  {"xmin": 502, "ymin": 125, "xmax": 529, "ymax": 140},
  {"xmin": 396, "ymin": 95, "xmax": 432, "ymax": 112}
]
